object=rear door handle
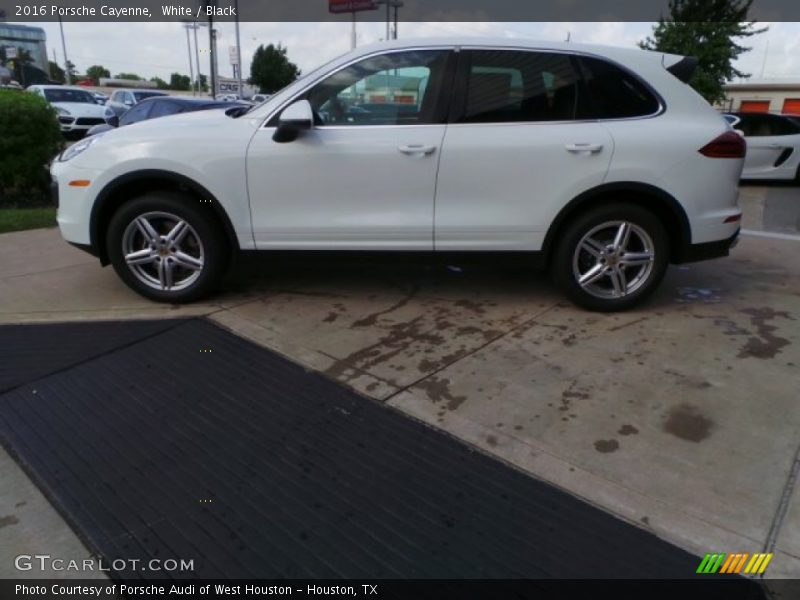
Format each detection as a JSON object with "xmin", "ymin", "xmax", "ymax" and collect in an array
[
  {"xmin": 398, "ymin": 144, "xmax": 436, "ymax": 156},
  {"xmin": 565, "ymin": 143, "xmax": 604, "ymax": 154}
]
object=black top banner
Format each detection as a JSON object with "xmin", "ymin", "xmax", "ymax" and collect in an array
[{"xmin": 1, "ymin": 0, "xmax": 799, "ymax": 22}]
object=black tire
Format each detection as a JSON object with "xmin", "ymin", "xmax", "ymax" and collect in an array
[
  {"xmin": 107, "ymin": 192, "xmax": 229, "ymax": 303},
  {"xmin": 551, "ymin": 203, "xmax": 669, "ymax": 312}
]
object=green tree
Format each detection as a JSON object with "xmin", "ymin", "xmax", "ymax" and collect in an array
[
  {"xmin": 48, "ymin": 61, "xmax": 65, "ymax": 83},
  {"xmin": 65, "ymin": 60, "xmax": 78, "ymax": 80},
  {"xmin": 249, "ymin": 43, "xmax": 300, "ymax": 93},
  {"xmin": 114, "ymin": 72, "xmax": 142, "ymax": 81},
  {"xmin": 150, "ymin": 76, "xmax": 169, "ymax": 90},
  {"xmin": 0, "ymin": 90, "xmax": 63, "ymax": 206},
  {"xmin": 169, "ymin": 72, "xmax": 191, "ymax": 91},
  {"xmin": 197, "ymin": 73, "xmax": 208, "ymax": 92},
  {"xmin": 640, "ymin": 0, "xmax": 767, "ymax": 104},
  {"xmin": 86, "ymin": 65, "xmax": 110, "ymax": 84}
]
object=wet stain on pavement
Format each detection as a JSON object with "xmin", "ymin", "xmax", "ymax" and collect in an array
[
  {"xmin": 737, "ymin": 307, "xmax": 794, "ymax": 359},
  {"xmin": 323, "ymin": 312, "xmax": 339, "ymax": 323},
  {"xmin": 486, "ymin": 435, "xmax": 498, "ymax": 447},
  {"xmin": 663, "ymin": 404, "xmax": 713, "ymax": 442},
  {"xmin": 326, "ymin": 316, "xmax": 444, "ymax": 383},
  {"xmin": 351, "ymin": 286, "xmax": 418, "ymax": 328},
  {"xmin": 454, "ymin": 299, "xmax": 488, "ymax": 315},
  {"xmin": 0, "ymin": 514, "xmax": 19, "ymax": 529},
  {"xmin": 594, "ymin": 439, "xmax": 619, "ymax": 453},
  {"xmin": 618, "ymin": 424, "xmax": 639, "ymax": 436},
  {"xmin": 675, "ymin": 287, "xmax": 722, "ymax": 304},
  {"xmin": 417, "ymin": 376, "xmax": 467, "ymax": 411}
]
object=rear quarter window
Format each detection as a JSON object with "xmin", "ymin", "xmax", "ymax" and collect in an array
[{"xmin": 577, "ymin": 56, "xmax": 660, "ymax": 119}]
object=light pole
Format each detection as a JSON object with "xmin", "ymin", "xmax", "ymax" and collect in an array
[
  {"xmin": 375, "ymin": 0, "xmax": 403, "ymax": 40},
  {"xmin": 58, "ymin": 15, "xmax": 71, "ymax": 84},
  {"xmin": 234, "ymin": 0, "xmax": 242, "ymax": 98},
  {"xmin": 193, "ymin": 21, "xmax": 208, "ymax": 95},
  {"xmin": 181, "ymin": 22, "xmax": 196, "ymax": 95}
]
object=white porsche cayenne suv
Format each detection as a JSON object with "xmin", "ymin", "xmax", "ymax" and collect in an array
[{"xmin": 52, "ymin": 38, "xmax": 745, "ymax": 311}]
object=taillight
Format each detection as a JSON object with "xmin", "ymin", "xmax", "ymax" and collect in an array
[{"xmin": 699, "ymin": 131, "xmax": 746, "ymax": 158}]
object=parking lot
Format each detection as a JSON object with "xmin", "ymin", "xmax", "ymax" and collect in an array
[{"xmin": 1, "ymin": 183, "xmax": 798, "ymax": 580}]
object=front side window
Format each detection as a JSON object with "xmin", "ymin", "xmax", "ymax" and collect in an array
[
  {"xmin": 577, "ymin": 56, "xmax": 660, "ymax": 119},
  {"xmin": 305, "ymin": 50, "xmax": 450, "ymax": 126},
  {"xmin": 736, "ymin": 114, "xmax": 776, "ymax": 137},
  {"xmin": 460, "ymin": 50, "xmax": 584, "ymax": 123}
]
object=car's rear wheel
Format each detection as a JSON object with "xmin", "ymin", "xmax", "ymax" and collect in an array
[
  {"xmin": 107, "ymin": 193, "xmax": 229, "ymax": 303},
  {"xmin": 552, "ymin": 203, "xmax": 669, "ymax": 311}
]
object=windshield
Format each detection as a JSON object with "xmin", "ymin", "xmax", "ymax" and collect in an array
[
  {"xmin": 44, "ymin": 88, "xmax": 96, "ymax": 104},
  {"xmin": 133, "ymin": 91, "xmax": 165, "ymax": 102}
]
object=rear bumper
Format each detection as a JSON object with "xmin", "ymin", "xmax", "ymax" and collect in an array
[{"xmin": 675, "ymin": 228, "xmax": 739, "ymax": 264}]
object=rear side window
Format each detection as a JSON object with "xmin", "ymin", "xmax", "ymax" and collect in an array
[
  {"xmin": 460, "ymin": 50, "xmax": 584, "ymax": 123},
  {"xmin": 738, "ymin": 114, "xmax": 800, "ymax": 137},
  {"xmin": 577, "ymin": 56, "xmax": 660, "ymax": 119}
]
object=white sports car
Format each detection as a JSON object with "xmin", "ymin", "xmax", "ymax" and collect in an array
[
  {"xmin": 27, "ymin": 85, "xmax": 116, "ymax": 138},
  {"xmin": 726, "ymin": 112, "xmax": 800, "ymax": 182}
]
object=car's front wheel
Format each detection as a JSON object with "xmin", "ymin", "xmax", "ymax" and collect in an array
[
  {"xmin": 552, "ymin": 203, "xmax": 669, "ymax": 311},
  {"xmin": 107, "ymin": 193, "xmax": 229, "ymax": 302}
]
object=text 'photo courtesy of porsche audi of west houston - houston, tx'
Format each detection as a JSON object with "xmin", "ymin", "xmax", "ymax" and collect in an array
[{"xmin": 52, "ymin": 37, "xmax": 745, "ymax": 311}]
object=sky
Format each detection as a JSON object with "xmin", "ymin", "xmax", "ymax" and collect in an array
[{"xmin": 23, "ymin": 21, "xmax": 800, "ymax": 84}]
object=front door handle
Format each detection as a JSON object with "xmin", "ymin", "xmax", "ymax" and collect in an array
[
  {"xmin": 398, "ymin": 144, "xmax": 436, "ymax": 156},
  {"xmin": 565, "ymin": 143, "xmax": 604, "ymax": 154}
]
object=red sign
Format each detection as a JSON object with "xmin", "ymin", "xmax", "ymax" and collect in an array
[{"xmin": 329, "ymin": 0, "xmax": 378, "ymax": 13}]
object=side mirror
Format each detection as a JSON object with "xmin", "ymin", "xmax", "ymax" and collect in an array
[{"xmin": 273, "ymin": 99, "xmax": 313, "ymax": 143}]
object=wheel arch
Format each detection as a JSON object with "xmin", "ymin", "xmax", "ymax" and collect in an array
[
  {"xmin": 90, "ymin": 170, "xmax": 238, "ymax": 265},
  {"xmin": 541, "ymin": 182, "xmax": 692, "ymax": 265}
]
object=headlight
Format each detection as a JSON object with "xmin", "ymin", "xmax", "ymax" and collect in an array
[
  {"xmin": 58, "ymin": 133, "xmax": 104, "ymax": 162},
  {"xmin": 55, "ymin": 106, "xmax": 71, "ymax": 116}
]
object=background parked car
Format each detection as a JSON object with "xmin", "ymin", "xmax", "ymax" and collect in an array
[
  {"xmin": 106, "ymin": 88, "xmax": 168, "ymax": 117},
  {"xmin": 251, "ymin": 93, "xmax": 271, "ymax": 103},
  {"xmin": 86, "ymin": 96, "xmax": 249, "ymax": 136},
  {"xmin": 93, "ymin": 91, "xmax": 109, "ymax": 104},
  {"xmin": 725, "ymin": 112, "xmax": 800, "ymax": 182},
  {"xmin": 27, "ymin": 84, "xmax": 115, "ymax": 138}
]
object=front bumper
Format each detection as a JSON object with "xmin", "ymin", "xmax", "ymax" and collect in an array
[{"xmin": 52, "ymin": 162, "xmax": 103, "ymax": 249}]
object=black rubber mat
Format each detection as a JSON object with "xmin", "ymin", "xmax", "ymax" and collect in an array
[
  {"xmin": 0, "ymin": 319, "xmax": 187, "ymax": 393},
  {"xmin": 0, "ymin": 318, "xmax": 705, "ymax": 580}
]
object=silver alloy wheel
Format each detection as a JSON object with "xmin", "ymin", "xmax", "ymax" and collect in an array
[
  {"xmin": 121, "ymin": 211, "xmax": 205, "ymax": 292},
  {"xmin": 572, "ymin": 220, "xmax": 655, "ymax": 299}
]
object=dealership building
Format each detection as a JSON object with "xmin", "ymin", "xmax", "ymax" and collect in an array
[
  {"xmin": 0, "ymin": 23, "xmax": 48, "ymax": 72},
  {"xmin": 720, "ymin": 79, "xmax": 800, "ymax": 114}
]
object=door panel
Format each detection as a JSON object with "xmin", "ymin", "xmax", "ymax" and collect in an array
[
  {"xmin": 435, "ymin": 123, "xmax": 612, "ymax": 250},
  {"xmin": 247, "ymin": 49, "xmax": 453, "ymax": 250},
  {"xmin": 743, "ymin": 134, "xmax": 788, "ymax": 176},
  {"xmin": 247, "ymin": 125, "xmax": 445, "ymax": 249},
  {"xmin": 434, "ymin": 49, "xmax": 614, "ymax": 251}
]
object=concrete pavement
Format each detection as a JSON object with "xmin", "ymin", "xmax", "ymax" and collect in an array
[{"xmin": 1, "ymin": 185, "xmax": 798, "ymax": 580}]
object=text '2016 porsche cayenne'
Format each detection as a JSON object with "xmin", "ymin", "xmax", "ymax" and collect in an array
[{"xmin": 52, "ymin": 38, "xmax": 745, "ymax": 311}]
